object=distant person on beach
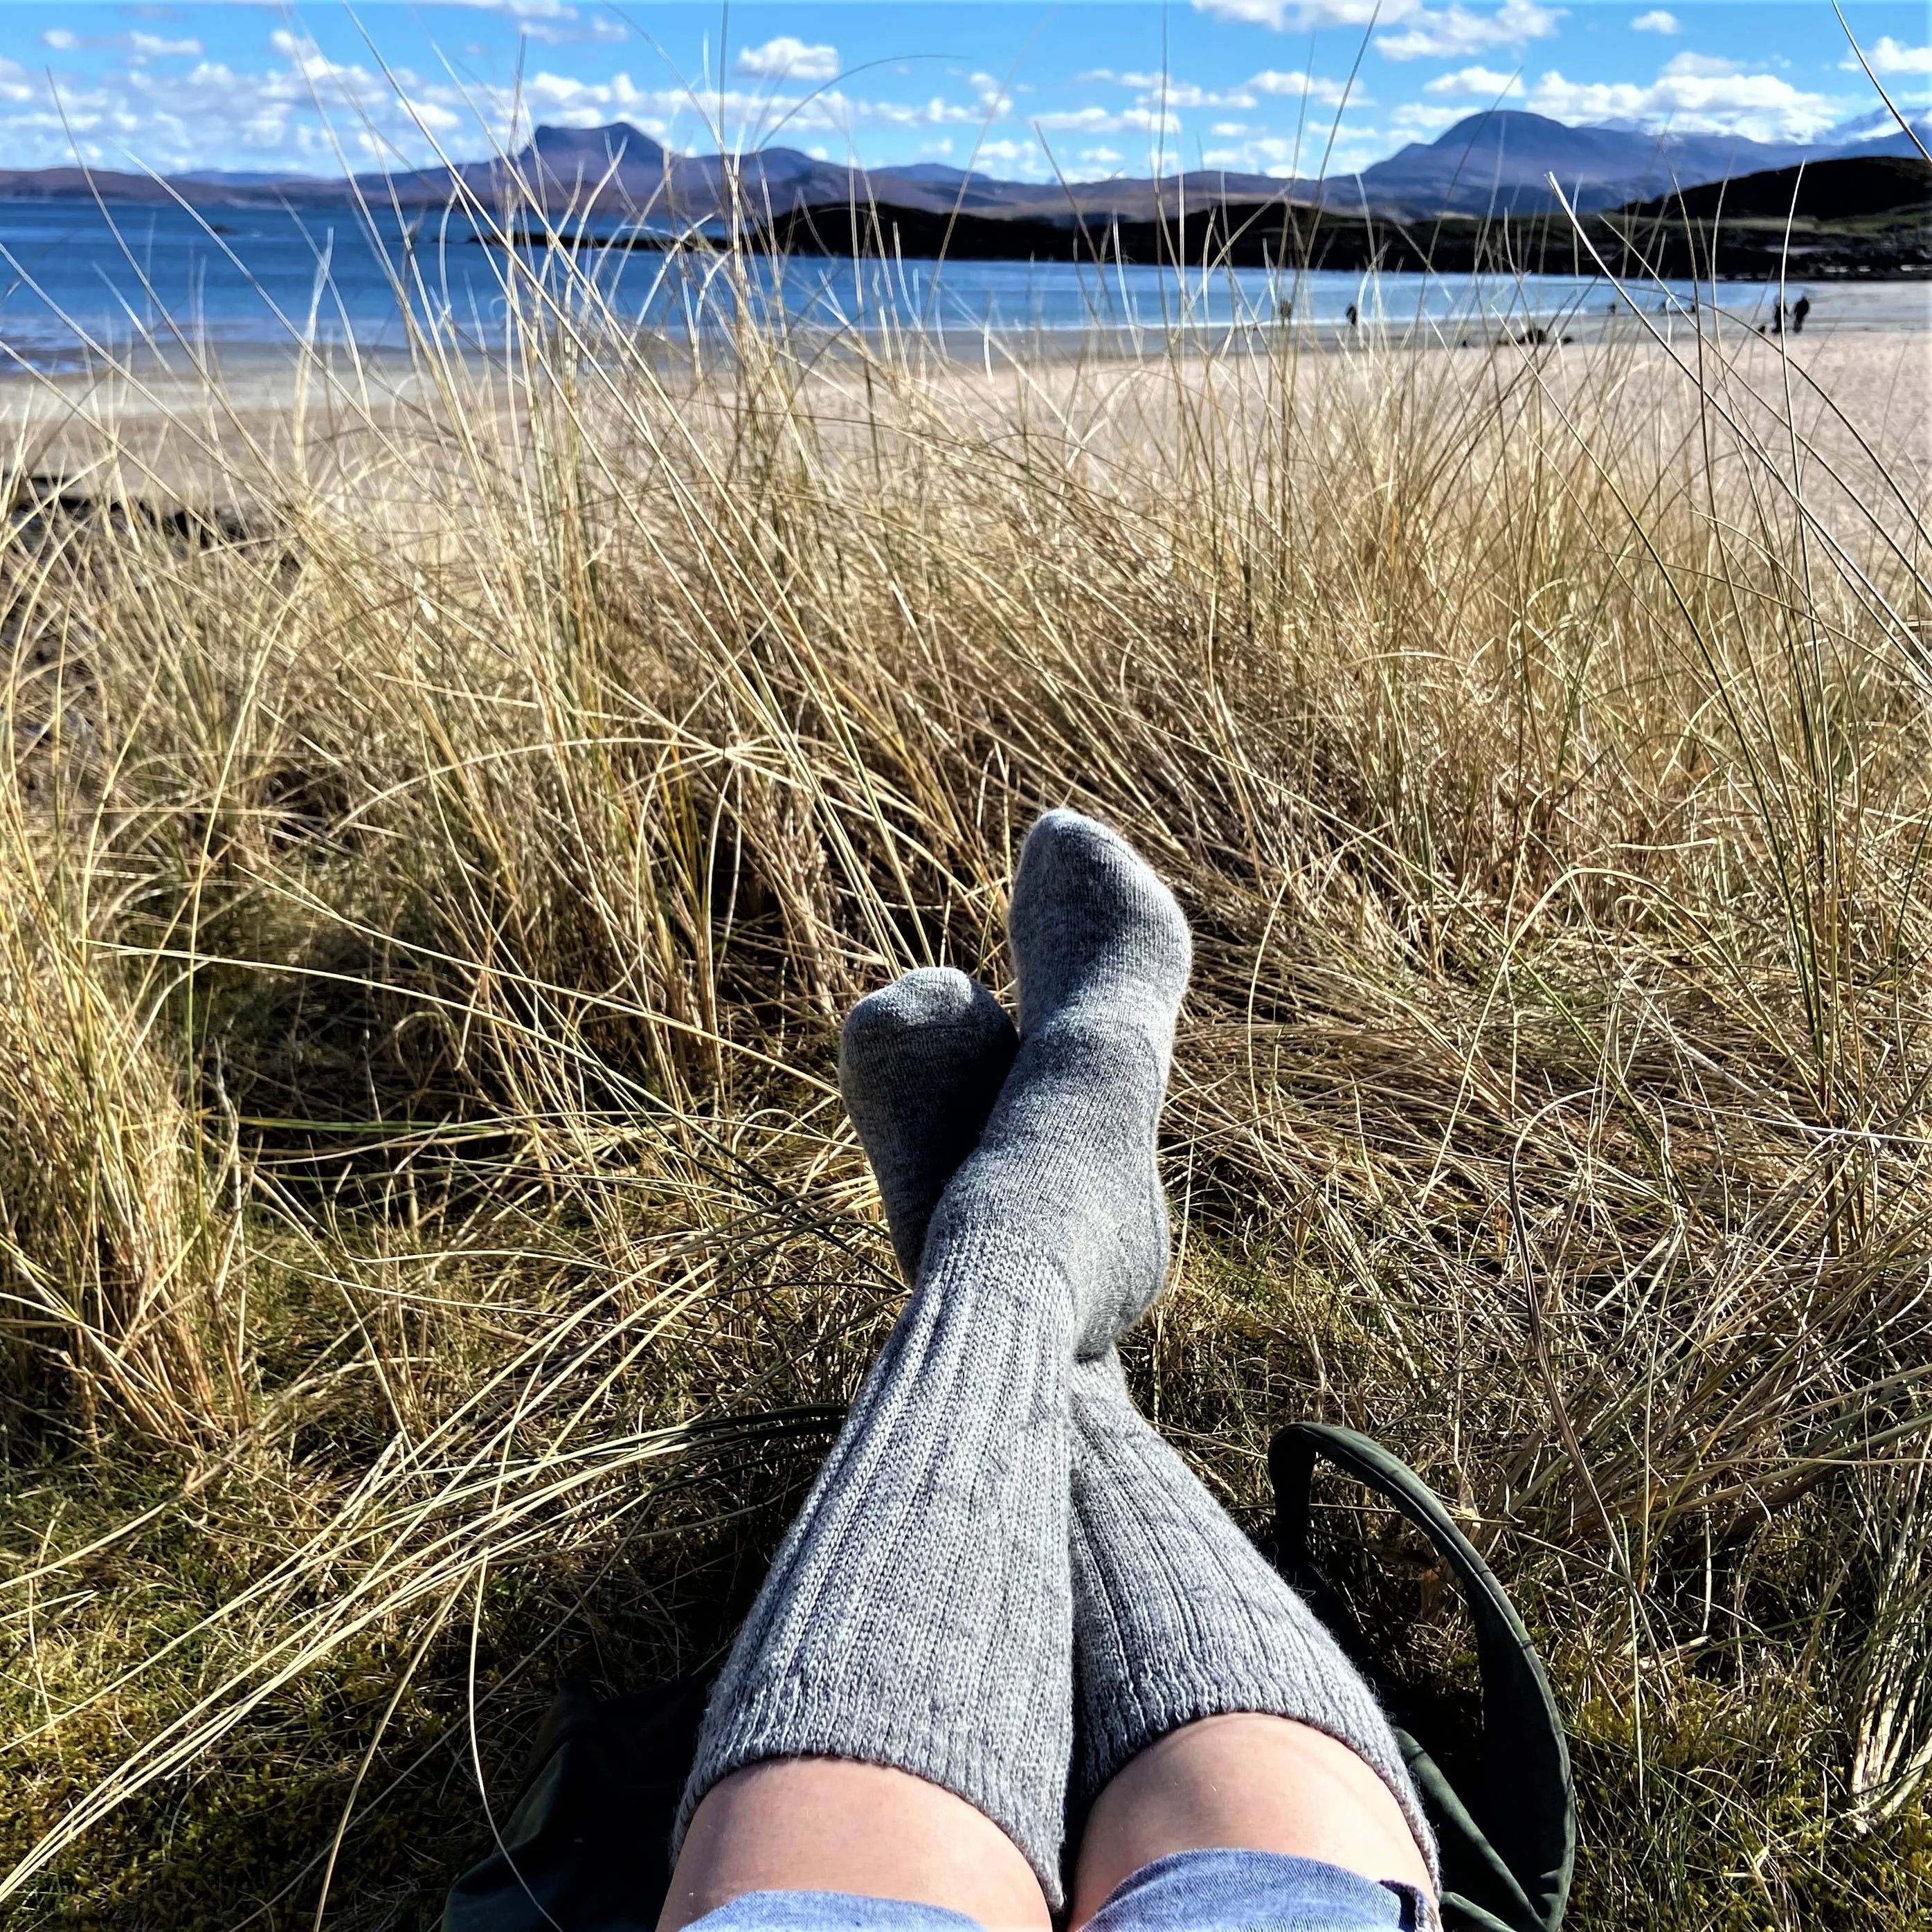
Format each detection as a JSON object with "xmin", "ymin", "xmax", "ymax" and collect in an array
[
  {"xmin": 1791, "ymin": 295, "xmax": 1812, "ymax": 334},
  {"xmin": 659, "ymin": 812, "xmax": 1437, "ymax": 1932},
  {"xmin": 1346, "ymin": 303, "xmax": 1359, "ymax": 327}
]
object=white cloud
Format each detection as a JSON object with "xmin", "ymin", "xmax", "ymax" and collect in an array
[
  {"xmin": 1079, "ymin": 145, "xmax": 1125, "ymax": 165},
  {"xmin": 0, "ymin": 35, "xmax": 477, "ymax": 173},
  {"xmin": 1632, "ymin": 10, "xmax": 1679, "ymax": 33},
  {"xmin": 735, "ymin": 37, "xmax": 840, "ymax": 83},
  {"xmin": 518, "ymin": 70, "xmax": 997, "ymax": 139},
  {"xmin": 1033, "ymin": 104, "xmax": 1180, "ymax": 135},
  {"xmin": 1845, "ymin": 37, "xmax": 1932, "ymax": 75},
  {"xmin": 1250, "ymin": 69, "xmax": 1355, "ymax": 105},
  {"xmin": 1212, "ymin": 120, "xmax": 1254, "ymax": 135},
  {"xmin": 1192, "ymin": 0, "xmax": 1413, "ymax": 30},
  {"xmin": 1377, "ymin": 1, "xmax": 1564, "ymax": 62},
  {"xmin": 1198, "ymin": 122, "xmax": 1382, "ymax": 173},
  {"xmin": 1525, "ymin": 57, "xmax": 1845, "ymax": 139},
  {"xmin": 1389, "ymin": 102, "xmax": 1472, "ymax": 132},
  {"xmin": 0, "ymin": 31, "xmax": 1004, "ymax": 176},
  {"xmin": 1152, "ymin": 81, "xmax": 1259, "ymax": 108},
  {"xmin": 967, "ymin": 136, "xmax": 1052, "ymax": 179},
  {"xmin": 1422, "ymin": 64, "xmax": 1524, "ymax": 96},
  {"xmin": 39, "ymin": 27, "xmax": 203, "ymax": 58},
  {"xmin": 1661, "ymin": 51, "xmax": 1739, "ymax": 79},
  {"xmin": 129, "ymin": 35, "xmax": 206, "ymax": 60},
  {"xmin": 1081, "ymin": 66, "xmax": 1353, "ymax": 108}
]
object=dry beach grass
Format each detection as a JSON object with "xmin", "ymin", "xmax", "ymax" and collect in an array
[{"xmin": 2, "ymin": 243, "xmax": 1931, "ymax": 1928}]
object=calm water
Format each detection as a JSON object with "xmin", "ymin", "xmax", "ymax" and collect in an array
[{"xmin": 0, "ymin": 197, "xmax": 1871, "ymax": 367}]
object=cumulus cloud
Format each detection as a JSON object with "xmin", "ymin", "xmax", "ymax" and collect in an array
[
  {"xmin": 0, "ymin": 37, "xmax": 473, "ymax": 174},
  {"xmin": 1250, "ymin": 69, "xmax": 1355, "ymax": 104},
  {"xmin": 1376, "ymin": 1, "xmax": 1564, "ymax": 62},
  {"xmin": 967, "ymin": 136, "xmax": 1051, "ymax": 179},
  {"xmin": 1423, "ymin": 64, "xmax": 1524, "ymax": 96},
  {"xmin": 1389, "ymin": 102, "xmax": 1474, "ymax": 132},
  {"xmin": 40, "ymin": 27, "xmax": 204, "ymax": 58},
  {"xmin": 1662, "ymin": 51, "xmax": 1740, "ymax": 78},
  {"xmin": 1033, "ymin": 103, "xmax": 1180, "ymax": 134},
  {"xmin": 1198, "ymin": 126, "xmax": 1383, "ymax": 173},
  {"xmin": 1632, "ymin": 10, "xmax": 1679, "ymax": 33},
  {"xmin": 1192, "ymin": 0, "xmax": 1410, "ymax": 30},
  {"xmin": 0, "ymin": 27, "xmax": 1020, "ymax": 176},
  {"xmin": 1081, "ymin": 66, "xmax": 1354, "ymax": 108},
  {"xmin": 443, "ymin": 2, "xmax": 632, "ymax": 47},
  {"xmin": 1845, "ymin": 36, "xmax": 1932, "ymax": 75},
  {"xmin": 1524, "ymin": 53, "xmax": 1845, "ymax": 139},
  {"xmin": 735, "ymin": 37, "xmax": 840, "ymax": 82}
]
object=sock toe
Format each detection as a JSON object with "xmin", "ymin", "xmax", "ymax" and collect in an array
[
  {"xmin": 840, "ymin": 968, "xmax": 1019, "ymax": 1279},
  {"xmin": 1009, "ymin": 811, "xmax": 1191, "ymax": 1032}
]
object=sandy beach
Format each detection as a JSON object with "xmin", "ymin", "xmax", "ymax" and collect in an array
[{"xmin": 4, "ymin": 289, "xmax": 1926, "ymax": 521}]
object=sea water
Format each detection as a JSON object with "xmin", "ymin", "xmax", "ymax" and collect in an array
[{"xmin": 0, "ymin": 197, "xmax": 1913, "ymax": 370}]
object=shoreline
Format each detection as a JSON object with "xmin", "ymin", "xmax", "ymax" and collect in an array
[{"xmin": 2, "ymin": 290, "xmax": 1927, "ymax": 425}]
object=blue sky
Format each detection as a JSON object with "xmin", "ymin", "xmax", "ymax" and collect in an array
[{"xmin": 1, "ymin": 2, "xmax": 1927, "ymax": 180}]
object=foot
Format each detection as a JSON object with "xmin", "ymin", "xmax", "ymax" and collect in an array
[
  {"xmin": 839, "ymin": 967, "xmax": 1019, "ymax": 1279},
  {"xmin": 927, "ymin": 811, "xmax": 1191, "ymax": 1358}
]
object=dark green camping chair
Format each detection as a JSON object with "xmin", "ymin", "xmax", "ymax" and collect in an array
[
  {"xmin": 444, "ymin": 1426, "xmax": 1571, "ymax": 1932},
  {"xmin": 1270, "ymin": 1423, "xmax": 1573, "ymax": 1932}
]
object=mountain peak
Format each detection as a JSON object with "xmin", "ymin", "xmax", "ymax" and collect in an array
[
  {"xmin": 527, "ymin": 122, "xmax": 667, "ymax": 169},
  {"xmin": 1433, "ymin": 109, "xmax": 1573, "ymax": 147}
]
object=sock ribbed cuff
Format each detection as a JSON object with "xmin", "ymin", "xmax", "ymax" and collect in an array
[
  {"xmin": 1071, "ymin": 1628, "xmax": 1438, "ymax": 1884},
  {"xmin": 678, "ymin": 1671, "xmax": 1070, "ymax": 1907}
]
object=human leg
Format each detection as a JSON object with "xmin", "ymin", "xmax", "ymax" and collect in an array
[
  {"xmin": 1065, "ymin": 1353, "xmax": 1436, "ymax": 1916},
  {"xmin": 826, "ymin": 908, "xmax": 1436, "ymax": 1926},
  {"xmin": 665, "ymin": 812, "xmax": 1191, "ymax": 1923}
]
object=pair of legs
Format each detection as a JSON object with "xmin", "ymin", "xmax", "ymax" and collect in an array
[
  {"xmin": 661, "ymin": 813, "xmax": 1434, "ymax": 1931},
  {"xmin": 671, "ymin": 1717, "xmax": 1427, "ymax": 1929}
]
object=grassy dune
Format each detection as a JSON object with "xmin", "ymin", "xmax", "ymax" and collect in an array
[{"xmin": 3, "ymin": 260, "xmax": 1931, "ymax": 1929}]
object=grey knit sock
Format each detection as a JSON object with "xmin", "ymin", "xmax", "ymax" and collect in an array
[
  {"xmin": 831, "ymin": 969, "xmax": 1440, "ymax": 1881},
  {"xmin": 672, "ymin": 811, "xmax": 1191, "ymax": 1904},
  {"xmin": 838, "ymin": 967, "xmax": 1017, "ymax": 1279},
  {"xmin": 1067, "ymin": 1354, "xmax": 1438, "ymax": 1884}
]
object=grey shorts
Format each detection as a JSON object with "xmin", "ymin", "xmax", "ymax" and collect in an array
[{"xmin": 686, "ymin": 1848, "xmax": 1432, "ymax": 1931}]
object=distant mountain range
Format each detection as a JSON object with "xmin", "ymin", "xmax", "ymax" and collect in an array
[{"xmin": 2, "ymin": 110, "xmax": 1927, "ymax": 224}]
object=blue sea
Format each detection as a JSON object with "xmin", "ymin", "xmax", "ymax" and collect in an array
[{"xmin": 0, "ymin": 197, "xmax": 1821, "ymax": 368}]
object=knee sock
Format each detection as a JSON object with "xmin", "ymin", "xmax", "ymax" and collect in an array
[
  {"xmin": 833, "ymin": 943, "xmax": 1438, "ymax": 1881},
  {"xmin": 674, "ymin": 811, "xmax": 1191, "ymax": 1904}
]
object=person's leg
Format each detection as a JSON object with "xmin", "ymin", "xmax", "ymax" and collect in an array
[
  {"xmin": 666, "ymin": 1759, "xmax": 1048, "ymax": 1931},
  {"xmin": 1065, "ymin": 1353, "xmax": 1436, "ymax": 1922},
  {"xmin": 663, "ymin": 971, "xmax": 1032, "ymax": 1932},
  {"xmin": 665, "ymin": 811, "xmax": 1191, "ymax": 1926},
  {"xmin": 825, "ymin": 936, "xmax": 1437, "ymax": 1929},
  {"xmin": 1069, "ymin": 1715, "xmax": 1431, "ymax": 1924}
]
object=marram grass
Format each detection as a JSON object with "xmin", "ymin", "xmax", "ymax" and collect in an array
[{"xmin": 2, "ymin": 242, "xmax": 1931, "ymax": 1930}]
